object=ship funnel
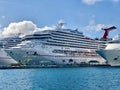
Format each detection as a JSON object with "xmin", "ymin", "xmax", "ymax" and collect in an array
[{"xmin": 101, "ymin": 26, "xmax": 116, "ymax": 40}]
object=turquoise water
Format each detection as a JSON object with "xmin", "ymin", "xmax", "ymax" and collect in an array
[{"xmin": 0, "ymin": 67, "xmax": 120, "ymax": 90}]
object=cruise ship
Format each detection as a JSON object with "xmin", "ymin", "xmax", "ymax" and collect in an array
[
  {"xmin": 0, "ymin": 36, "xmax": 21, "ymax": 66},
  {"xmin": 5, "ymin": 23, "xmax": 106, "ymax": 66},
  {"xmin": 96, "ymin": 35, "xmax": 120, "ymax": 66}
]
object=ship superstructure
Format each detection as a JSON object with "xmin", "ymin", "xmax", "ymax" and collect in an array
[{"xmin": 5, "ymin": 23, "xmax": 106, "ymax": 66}]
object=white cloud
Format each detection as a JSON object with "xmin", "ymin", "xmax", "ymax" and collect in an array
[
  {"xmin": 33, "ymin": 26, "xmax": 56, "ymax": 33},
  {"xmin": 0, "ymin": 20, "xmax": 60, "ymax": 38},
  {"xmin": 82, "ymin": 0, "xmax": 120, "ymax": 5},
  {"xmin": 111, "ymin": 0, "xmax": 120, "ymax": 3},
  {"xmin": 82, "ymin": 0, "xmax": 102, "ymax": 5},
  {"xmin": 82, "ymin": 19, "xmax": 111, "ymax": 31},
  {"xmin": 0, "ymin": 24, "xmax": 2, "ymax": 28},
  {"xmin": 113, "ymin": 34, "xmax": 120, "ymax": 40},
  {"xmin": 1, "ymin": 16, "xmax": 5, "ymax": 19},
  {"xmin": 1, "ymin": 21, "xmax": 37, "ymax": 37},
  {"xmin": 34, "ymin": 19, "xmax": 65, "ymax": 33},
  {"xmin": 0, "ymin": 19, "xmax": 109, "ymax": 38}
]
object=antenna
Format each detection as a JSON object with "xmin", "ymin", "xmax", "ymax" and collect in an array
[
  {"xmin": 101, "ymin": 26, "xmax": 116, "ymax": 40},
  {"xmin": 56, "ymin": 20, "xmax": 65, "ymax": 29}
]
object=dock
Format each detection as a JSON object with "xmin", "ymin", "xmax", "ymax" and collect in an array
[{"xmin": 0, "ymin": 63, "xmax": 111, "ymax": 69}]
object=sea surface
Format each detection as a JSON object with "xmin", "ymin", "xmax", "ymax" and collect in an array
[{"xmin": 0, "ymin": 67, "xmax": 120, "ymax": 90}]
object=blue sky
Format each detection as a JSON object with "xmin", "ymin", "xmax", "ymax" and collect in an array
[{"xmin": 0, "ymin": 0, "xmax": 120, "ymax": 38}]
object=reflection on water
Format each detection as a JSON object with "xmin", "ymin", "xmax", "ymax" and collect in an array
[{"xmin": 0, "ymin": 67, "xmax": 120, "ymax": 90}]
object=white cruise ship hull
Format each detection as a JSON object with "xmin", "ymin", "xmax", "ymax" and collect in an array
[
  {"xmin": 5, "ymin": 45, "xmax": 105, "ymax": 65},
  {"xmin": 0, "ymin": 49, "xmax": 18, "ymax": 66},
  {"xmin": 4, "ymin": 24, "xmax": 107, "ymax": 66},
  {"xmin": 96, "ymin": 50, "xmax": 120, "ymax": 66}
]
